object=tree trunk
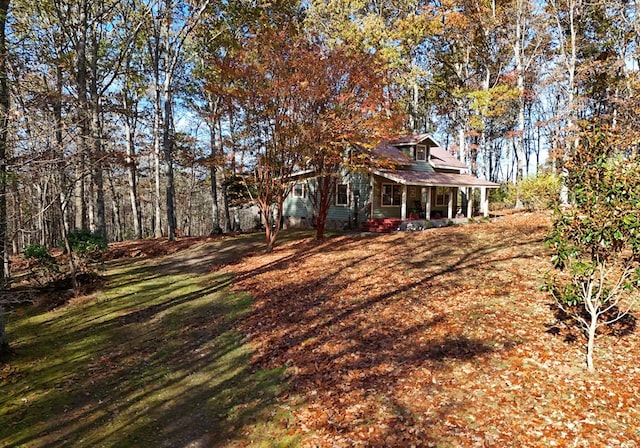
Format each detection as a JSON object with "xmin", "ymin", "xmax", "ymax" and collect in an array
[
  {"xmin": 409, "ymin": 82, "xmax": 419, "ymax": 132},
  {"xmin": 221, "ymin": 177, "xmax": 231, "ymax": 233},
  {"xmin": 586, "ymin": 313, "xmax": 597, "ymax": 371},
  {"xmin": 74, "ymin": 0, "xmax": 89, "ymax": 231},
  {"xmin": 163, "ymin": 72, "xmax": 177, "ymax": 240},
  {"xmin": 513, "ymin": 0, "xmax": 526, "ymax": 210},
  {"xmin": 91, "ymin": 108, "xmax": 106, "ymax": 236},
  {"xmin": 314, "ymin": 175, "xmax": 334, "ymax": 240},
  {"xmin": 153, "ymin": 84, "xmax": 163, "ymax": 238},
  {"xmin": 123, "ymin": 92, "xmax": 142, "ymax": 239},
  {"xmin": 210, "ymin": 165, "xmax": 220, "ymax": 233},
  {"xmin": 217, "ymin": 116, "xmax": 231, "ymax": 233},
  {"xmin": 260, "ymin": 198, "xmax": 283, "ymax": 253},
  {"xmin": 108, "ymin": 173, "xmax": 123, "ymax": 241},
  {"xmin": 0, "ymin": 0, "xmax": 8, "ymax": 281},
  {"xmin": 0, "ymin": 305, "xmax": 8, "ymax": 356},
  {"xmin": 54, "ymin": 52, "xmax": 70, "ymax": 248},
  {"xmin": 458, "ymin": 127, "xmax": 466, "ymax": 164},
  {"xmin": 89, "ymin": 28, "xmax": 106, "ymax": 238},
  {"xmin": 208, "ymin": 97, "xmax": 221, "ymax": 234},
  {"xmin": 149, "ymin": 21, "xmax": 163, "ymax": 238},
  {"xmin": 261, "ymin": 202, "xmax": 275, "ymax": 252},
  {"xmin": 57, "ymin": 195, "xmax": 78, "ymax": 293},
  {"xmin": 552, "ymin": 0, "xmax": 578, "ymax": 206}
]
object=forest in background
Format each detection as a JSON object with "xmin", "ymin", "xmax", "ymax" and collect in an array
[{"xmin": 0, "ymin": 0, "xmax": 639, "ymax": 275}]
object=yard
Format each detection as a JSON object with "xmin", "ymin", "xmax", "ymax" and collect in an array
[{"xmin": 2, "ymin": 213, "xmax": 640, "ymax": 447}]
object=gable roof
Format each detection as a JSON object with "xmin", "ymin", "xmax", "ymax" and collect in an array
[
  {"xmin": 373, "ymin": 133, "xmax": 467, "ymax": 171},
  {"xmin": 371, "ymin": 141, "xmax": 413, "ymax": 165},
  {"xmin": 430, "ymin": 146, "xmax": 467, "ymax": 171},
  {"xmin": 389, "ymin": 133, "xmax": 439, "ymax": 147},
  {"xmin": 371, "ymin": 133, "xmax": 498, "ymax": 188}
]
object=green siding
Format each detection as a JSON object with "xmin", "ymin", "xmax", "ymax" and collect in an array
[
  {"xmin": 283, "ymin": 172, "xmax": 373, "ymax": 227},
  {"xmin": 283, "ymin": 196, "xmax": 312, "ymax": 218},
  {"xmin": 396, "ymin": 144, "xmax": 437, "ymax": 173},
  {"xmin": 371, "ymin": 174, "xmax": 400, "ymax": 218},
  {"xmin": 408, "ymin": 162, "xmax": 435, "ymax": 172}
]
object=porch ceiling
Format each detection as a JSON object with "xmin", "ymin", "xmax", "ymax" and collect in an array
[{"xmin": 373, "ymin": 169, "xmax": 501, "ymax": 188}]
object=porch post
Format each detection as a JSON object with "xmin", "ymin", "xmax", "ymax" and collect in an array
[
  {"xmin": 447, "ymin": 188, "xmax": 454, "ymax": 219},
  {"xmin": 401, "ymin": 184, "xmax": 407, "ymax": 220},
  {"xmin": 425, "ymin": 186, "xmax": 432, "ymax": 220},
  {"xmin": 421, "ymin": 187, "xmax": 428, "ymax": 219},
  {"xmin": 481, "ymin": 186, "xmax": 488, "ymax": 217},
  {"xmin": 466, "ymin": 187, "xmax": 473, "ymax": 218}
]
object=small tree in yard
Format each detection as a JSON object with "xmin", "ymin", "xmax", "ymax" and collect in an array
[
  {"xmin": 297, "ymin": 42, "xmax": 398, "ymax": 240},
  {"xmin": 545, "ymin": 127, "xmax": 640, "ymax": 371},
  {"xmin": 225, "ymin": 24, "xmax": 306, "ymax": 252}
]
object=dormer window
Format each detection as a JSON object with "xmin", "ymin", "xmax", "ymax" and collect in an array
[{"xmin": 415, "ymin": 145, "xmax": 427, "ymax": 162}]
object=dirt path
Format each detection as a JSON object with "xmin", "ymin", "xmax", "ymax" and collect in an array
[{"xmin": 104, "ymin": 233, "xmax": 269, "ymax": 275}]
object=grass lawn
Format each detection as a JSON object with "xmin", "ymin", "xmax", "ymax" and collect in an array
[
  {"xmin": 1, "ymin": 234, "xmax": 299, "ymax": 448},
  {"xmin": 2, "ymin": 214, "xmax": 640, "ymax": 447}
]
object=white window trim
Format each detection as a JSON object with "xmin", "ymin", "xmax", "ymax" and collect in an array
[
  {"xmin": 336, "ymin": 183, "xmax": 350, "ymax": 206},
  {"xmin": 292, "ymin": 183, "xmax": 305, "ymax": 198},
  {"xmin": 415, "ymin": 144, "xmax": 427, "ymax": 162},
  {"xmin": 381, "ymin": 183, "xmax": 402, "ymax": 207},
  {"xmin": 435, "ymin": 187, "xmax": 448, "ymax": 207}
]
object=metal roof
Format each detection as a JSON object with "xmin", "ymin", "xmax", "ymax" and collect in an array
[
  {"xmin": 374, "ymin": 169, "xmax": 500, "ymax": 188},
  {"xmin": 429, "ymin": 146, "xmax": 468, "ymax": 171},
  {"xmin": 373, "ymin": 134, "xmax": 468, "ymax": 171}
]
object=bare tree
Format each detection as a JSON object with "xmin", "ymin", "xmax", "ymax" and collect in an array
[
  {"xmin": 0, "ymin": 0, "xmax": 10, "ymax": 356},
  {"xmin": 146, "ymin": 0, "xmax": 210, "ymax": 240}
]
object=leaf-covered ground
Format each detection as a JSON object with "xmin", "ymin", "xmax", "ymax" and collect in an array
[
  {"xmin": 228, "ymin": 213, "xmax": 640, "ymax": 447},
  {"xmin": 3, "ymin": 214, "xmax": 640, "ymax": 447}
]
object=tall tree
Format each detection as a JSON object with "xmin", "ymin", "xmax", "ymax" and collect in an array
[
  {"xmin": 305, "ymin": 0, "xmax": 438, "ymax": 131},
  {"xmin": 509, "ymin": 0, "xmax": 546, "ymax": 206},
  {"xmin": 0, "ymin": 0, "xmax": 8, "ymax": 281},
  {"xmin": 145, "ymin": 0, "xmax": 210, "ymax": 240},
  {"xmin": 0, "ymin": 0, "xmax": 9, "ymax": 357},
  {"xmin": 547, "ymin": 0, "xmax": 581, "ymax": 204},
  {"xmin": 191, "ymin": 2, "xmax": 231, "ymax": 234},
  {"xmin": 423, "ymin": 1, "xmax": 514, "ymax": 175},
  {"xmin": 119, "ymin": 45, "xmax": 146, "ymax": 239}
]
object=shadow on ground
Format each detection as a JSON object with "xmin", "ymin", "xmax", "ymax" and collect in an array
[{"xmin": 1, "ymin": 234, "xmax": 302, "ymax": 448}]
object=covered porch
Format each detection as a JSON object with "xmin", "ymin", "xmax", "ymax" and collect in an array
[{"xmin": 371, "ymin": 170, "xmax": 501, "ymax": 222}]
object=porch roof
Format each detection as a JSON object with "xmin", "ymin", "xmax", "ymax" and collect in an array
[{"xmin": 373, "ymin": 169, "xmax": 501, "ymax": 188}]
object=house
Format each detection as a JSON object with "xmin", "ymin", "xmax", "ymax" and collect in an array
[{"xmin": 282, "ymin": 133, "xmax": 500, "ymax": 232}]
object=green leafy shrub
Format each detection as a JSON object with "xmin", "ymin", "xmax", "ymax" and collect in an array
[
  {"xmin": 500, "ymin": 171, "xmax": 561, "ymax": 211},
  {"xmin": 24, "ymin": 244, "xmax": 60, "ymax": 286},
  {"xmin": 544, "ymin": 128, "xmax": 640, "ymax": 371},
  {"xmin": 65, "ymin": 229, "xmax": 108, "ymax": 260},
  {"xmin": 24, "ymin": 244, "xmax": 55, "ymax": 262}
]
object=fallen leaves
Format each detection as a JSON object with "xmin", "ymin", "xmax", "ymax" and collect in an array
[{"xmin": 230, "ymin": 213, "xmax": 640, "ymax": 446}]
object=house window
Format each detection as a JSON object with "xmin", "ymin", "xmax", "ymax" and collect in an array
[
  {"xmin": 382, "ymin": 184, "xmax": 402, "ymax": 206},
  {"xmin": 292, "ymin": 183, "xmax": 305, "ymax": 198},
  {"xmin": 435, "ymin": 187, "xmax": 449, "ymax": 206},
  {"xmin": 415, "ymin": 145, "xmax": 427, "ymax": 161},
  {"xmin": 336, "ymin": 183, "xmax": 349, "ymax": 206}
]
